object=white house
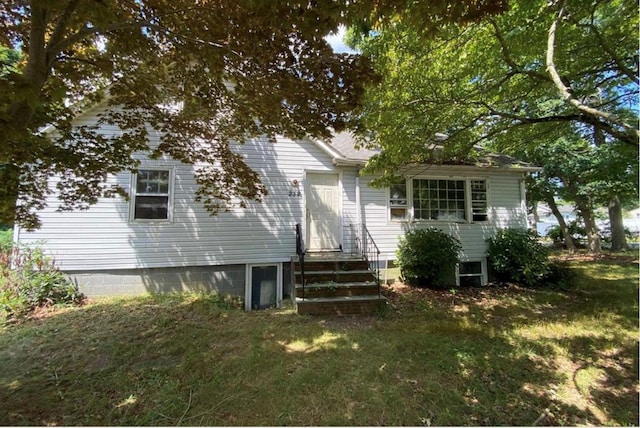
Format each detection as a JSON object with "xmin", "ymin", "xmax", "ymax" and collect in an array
[{"xmin": 15, "ymin": 104, "xmax": 539, "ymax": 309}]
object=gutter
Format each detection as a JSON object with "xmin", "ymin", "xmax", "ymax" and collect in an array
[{"xmin": 332, "ymin": 157, "xmax": 365, "ymax": 166}]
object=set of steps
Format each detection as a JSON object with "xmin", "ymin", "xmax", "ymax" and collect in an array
[{"xmin": 292, "ymin": 254, "xmax": 387, "ymax": 315}]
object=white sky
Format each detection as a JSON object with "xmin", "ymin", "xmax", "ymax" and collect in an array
[{"xmin": 325, "ymin": 25, "xmax": 357, "ymax": 54}]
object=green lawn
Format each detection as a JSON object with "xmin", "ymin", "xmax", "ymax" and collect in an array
[{"xmin": 0, "ymin": 256, "xmax": 637, "ymax": 426}]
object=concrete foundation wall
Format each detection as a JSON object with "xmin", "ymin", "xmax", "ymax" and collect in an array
[{"xmin": 67, "ymin": 264, "xmax": 246, "ymax": 297}]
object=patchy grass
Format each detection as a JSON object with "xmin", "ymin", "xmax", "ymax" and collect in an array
[{"xmin": 0, "ymin": 257, "xmax": 637, "ymax": 426}]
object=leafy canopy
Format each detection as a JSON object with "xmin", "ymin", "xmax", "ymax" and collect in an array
[
  {"xmin": 0, "ymin": 0, "xmax": 505, "ymax": 229},
  {"xmin": 349, "ymin": 0, "xmax": 638, "ymax": 183}
]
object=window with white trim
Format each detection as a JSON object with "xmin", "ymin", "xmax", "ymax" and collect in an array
[
  {"xmin": 389, "ymin": 178, "xmax": 408, "ymax": 221},
  {"xmin": 457, "ymin": 260, "xmax": 486, "ymax": 287},
  {"xmin": 413, "ymin": 179, "xmax": 466, "ymax": 221},
  {"xmin": 388, "ymin": 177, "xmax": 488, "ymax": 222},
  {"xmin": 131, "ymin": 169, "xmax": 172, "ymax": 221},
  {"xmin": 470, "ymin": 180, "xmax": 488, "ymax": 221}
]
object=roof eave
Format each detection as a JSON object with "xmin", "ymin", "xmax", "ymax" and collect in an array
[{"xmin": 332, "ymin": 157, "xmax": 366, "ymax": 166}]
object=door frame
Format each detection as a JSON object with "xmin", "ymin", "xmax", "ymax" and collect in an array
[
  {"xmin": 304, "ymin": 170, "xmax": 343, "ymax": 252},
  {"xmin": 244, "ymin": 263, "xmax": 282, "ymax": 311}
]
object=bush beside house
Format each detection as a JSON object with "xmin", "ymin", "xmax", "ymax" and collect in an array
[
  {"xmin": 396, "ymin": 228, "xmax": 462, "ymax": 288},
  {"xmin": 1, "ymin": 230, "xmax": 84, "ymax": 321}
]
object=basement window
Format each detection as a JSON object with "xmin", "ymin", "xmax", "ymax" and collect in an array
[
  {"xmin": 245, "ymin": 264, "xmax": 282, "ymax": 311},
  {"xmin": 457, "ymin": 261, "xmax": 486, "ymax": 287}
]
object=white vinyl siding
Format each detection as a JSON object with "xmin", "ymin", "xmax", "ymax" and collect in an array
[
  {"xmin": 17, "ymin": 106, "xmax": 339, "ymax": 271},
  {"xmin": 17, "ymin": 104, "xmax": 530, "ymax": 274},
  {"xmin": 362, "ymin": 168, "xmax": 528, "ymax": 262}
]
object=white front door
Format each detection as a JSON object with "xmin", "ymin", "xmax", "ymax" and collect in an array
[{"xmin": 306, "ymin": 173, "xmax": 341, "ymax": 251}]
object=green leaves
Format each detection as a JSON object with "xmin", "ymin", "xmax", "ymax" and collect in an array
[
  {"xmin": 486, "ymin": 229, "xmax": 550, "ymax": 286},
  {"xmin": 396, "ymin": 228, "xmax": 462, "ymax": 288},
  {"xmin": 352, "ymin": 0, "xmax": 638, "ymax": 179},
  {"xmin": 2, "ymin": 0, "xmax": 378, "ymax": 227}
]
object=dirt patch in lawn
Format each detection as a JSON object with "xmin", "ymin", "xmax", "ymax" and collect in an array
[{"xmin": 383, "ymin": 282, "xmax": 530, "ymax": 311}]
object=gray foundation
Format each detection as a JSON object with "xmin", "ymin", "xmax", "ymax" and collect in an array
[{"xmin": 66, "ymin": 264, "xmax": 246, "ymax": 297}]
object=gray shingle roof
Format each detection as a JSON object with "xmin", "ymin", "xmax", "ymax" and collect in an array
[
  {"xmin": 327, "ymin": 131, "xmax": 538, "ymax": 170},
  {"xmin": 329, "ymin": 131, "xmax": 380, "ymax": 161}
]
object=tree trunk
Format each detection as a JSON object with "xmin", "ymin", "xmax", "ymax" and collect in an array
[
  {"xmin": 576, "ymin": 203, "xmax": 601, "ymax": 253},
  {"xmin": 532, "ymin": 201, "xmax": 540, "ymax": 226},
  {"xmin": 0, "ymin": 164, "xmax": 20, "ymax": 227},
  {"xmin": 608, "ymin": 195, "xmax": 629, "ymax": 251},
  {"xmin": 544, "ymin": 191, "xmax": 577, "ymax": 252}
]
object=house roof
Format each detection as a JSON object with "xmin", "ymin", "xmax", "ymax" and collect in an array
[{"xmin": 317, "ymin": 131, "xmax": 540, "ymax": 172}]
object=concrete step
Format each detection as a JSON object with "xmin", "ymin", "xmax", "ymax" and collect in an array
[
  {"xmin": 294, "ymin": 270, "xmax": 375, "ymax": 284},
  {"xmin": 293, "ymin": 259, "xmax": 370, "ymax": 272},
  {"xmin": 295, "ymin": 281, "xmax": 379, "ymax": 298},
  {"xmin": 296, "ymin": 295, "xmax": 387, "ymax": 316}
]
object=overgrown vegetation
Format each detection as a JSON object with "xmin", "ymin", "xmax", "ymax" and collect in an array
[
  {"xmin": 396, "ymin": 228, "xmax": 462, "ymax": 287},
  {"xmin": 487, "ymin": 228, "xmax": 553, "ymax": 286},
  {"xmin": 546, "ymin": 219, "xmax": 635, "ymax": 249},
  {"xmin": 0, "ymin": 231, "xmax": 83, "ymax": 321},
  {"xmin": 0, "ymin": 255, "xmax": 636, "ymax": 425}
]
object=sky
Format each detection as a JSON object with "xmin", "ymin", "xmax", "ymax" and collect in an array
[{"xmin": 325, "ymin": 25, "xmax": 357, "ymax": 54}]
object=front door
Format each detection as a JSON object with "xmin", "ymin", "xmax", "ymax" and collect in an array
[{"xmin": 306, "ymin": 173, "xmax": 341, "ymax": 251}]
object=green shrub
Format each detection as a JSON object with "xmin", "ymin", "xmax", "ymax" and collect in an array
[
  {"xmin": 396, "ymin": 228, "xmax": 462, "ymax": 287},
  {"xmin": 546, "ymin": 220, "xmax": 586, "ymax": 247},
  {"xmin": 1, "ymin": 239, "xmax": 84, "ymax": 321},
  {"xmin": 0, "ymin": 229, "xmax": 13, "ymax": 253},
  {"xmin": 487, "ymin": 228, "xmax": 550, "ymax": 286}
]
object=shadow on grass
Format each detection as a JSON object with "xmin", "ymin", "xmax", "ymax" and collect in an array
[{"xmin": 0, "ymin": 259, "xmax": 637, "ymax": 426}]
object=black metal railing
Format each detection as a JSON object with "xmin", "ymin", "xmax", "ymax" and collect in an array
[
  {"xmin": 350, "ymin": 223, "xmax": 381, "ymax": 296},
  {"xmin": 362, "ymin": 224, "xmax": 381, "ymax": 296},
  {"xmin": 295, "ymin": 223, "xmax": 306, "ymax": 299},
  {"xmin": 349, "ymin": 223, "xmax": 361, "ymax": 257}
]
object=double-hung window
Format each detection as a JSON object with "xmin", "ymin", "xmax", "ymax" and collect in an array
[
  {"xmin": 388, "ymin": 177, "xmax": 488, "ymax": 222},
  {"xmin": 131, "ymin": 168, "xmax": 173, "ymax": 222},
  {"xmin": 389, "ymin": 179, "xmax": 408, "ymax": 221},
  {"xmin": 470, "ymin": 180, "xmax": 488, "ymax": 221}
]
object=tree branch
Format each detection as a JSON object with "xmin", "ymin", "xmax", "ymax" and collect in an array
[
  {"xmin": 46, "ymin": 0, "xmax": 82, "ymax": 66},
  {"xmin": 48, "ymin": 20, "xmax": 242, "ymax": 65},
  {"xmin": 489, "ymin": 18, "xmax": 549, "ymax": 82},
  {"xmin": 588, "ymin": 23, "xmax": 639, "ymax": 85},
  {"xmin": 489, "ymin": 19, "xmax": 519, "ymax": 70},
  {"xmin": 475, "ymin": 100, "xmax": 639, "ymax": 148},
  {"xmin": 546, "ymin": 0, "xmax": 639, "ymax": 144},
  {"xmin": 571, "ymin": 10, "xmax": 639, "ymax": 85}
]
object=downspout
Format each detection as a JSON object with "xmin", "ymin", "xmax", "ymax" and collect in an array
[
  {"xmin": 10, "ymin": 222, "xmax": 20, "ymax": 270},
  {"xmin": 355, "ymin": 168, "xmax": 361, "ymax": 252},
  {"xmin": 520, "ymin": 175, "xmax": 528, "ymax": 229}
]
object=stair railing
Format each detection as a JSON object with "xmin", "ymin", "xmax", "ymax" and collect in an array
[
  {"xmin": 349, "ymin": 223, "xmax": 361, "ymax": 257},
  {"xmin": 295, "ymin": 223, "xmax": 306, "ymax": 299},
  {"xmin": 350, "ymin": 223, "xmax": 381, "ymax": 297}
]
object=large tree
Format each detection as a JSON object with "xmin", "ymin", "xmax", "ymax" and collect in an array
[
  {"xmin": 521, "ymin": 132, "xmax": 637, "ymax": 253},
  {"xmin": 0, "ymin": 0, "xmax": 505, "ymax": 229},
  {"xmin": 350, "ymin": 0, "xmax": 638, "ymax": 154},
  {"xmin": 348, "ymin": 0, "xmax": 638, "ymax": 251}
]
